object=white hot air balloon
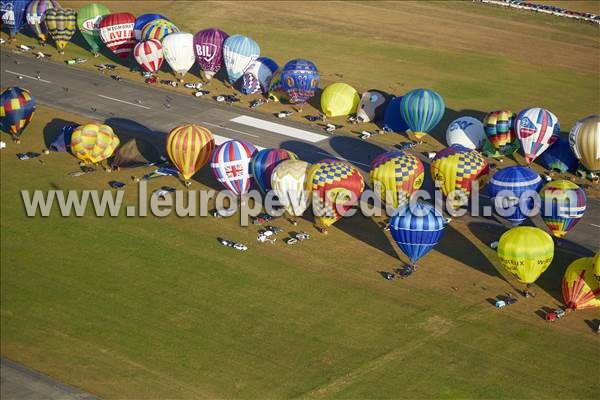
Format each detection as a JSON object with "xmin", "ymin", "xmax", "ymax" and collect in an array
[
  {"xmin": 446, "ymin": 116, "xmax": 486, "ymax": 150},
  {"xmin": 569, "ymin": 115, "xmax": 600, "ymax": 172},
  {"xmin": 162, "ymin": 32, "xmax": 195, "ymax": 81},
  {"xmin": 271, "ymin": 160, "xmax": 312, "ymax": 222}
]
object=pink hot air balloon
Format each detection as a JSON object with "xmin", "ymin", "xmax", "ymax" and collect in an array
[
  {"xmin": 99, "ymin": 12, "xmax": 136, "ymax": 58},
  {"xmin": 193, "ymin": 28, "xmax": 228, "ymax": 81},
  {"xmin": 134, "ymin": 39, "xmax": 163, "ymax": 74}
]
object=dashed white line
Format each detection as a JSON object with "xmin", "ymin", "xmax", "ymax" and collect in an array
[
  {"xmin": 202, "ymin": 121, "xmax": 259, "ymax": 138},
  {"xmin": 97, "ymin": 94, "xmax": 152, "ymax": 110},
  {"xmin": 589, "ymin": 223, "xmax": 600, "ymax": 228},
  {"xmin": 4, "ymin": 69, "xmax": 52, "ymax": 83},
  {"xmin": 315, "ymin": 151, "xmax": 370, "ymax": 167}
]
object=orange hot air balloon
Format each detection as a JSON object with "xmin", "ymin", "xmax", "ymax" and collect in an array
[
  {"xmin": 166, "ymin": 124, "xmax": 215, "ymax": 181},
  {"xmin": 562, "ymin": 256, "xmax": 600, "ymax": 311}
]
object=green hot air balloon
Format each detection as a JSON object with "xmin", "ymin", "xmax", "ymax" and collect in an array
[{"xmin": 77, "ymin": 3, "xmax": 110, "ymax": 55}]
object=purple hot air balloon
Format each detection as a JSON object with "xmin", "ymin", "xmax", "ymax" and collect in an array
[{"xmin": 193, "ymin": 28, "xmax": 228, "ymax": 81}]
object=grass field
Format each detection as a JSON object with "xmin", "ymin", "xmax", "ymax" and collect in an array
[{"xmin": 2, "ymin": 1, "xmax": 600, "ymax": 399}]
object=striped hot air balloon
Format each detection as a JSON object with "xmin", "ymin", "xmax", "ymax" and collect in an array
[
  {"xmin": 77, "ymin": 3, "xmax": 110, "ymax": 55},
  {"xmin": 515, "ymin": 107, "xmax": 560, "ymax": 164},
  {"xmin": 488, "ymin": 166, "xmax": 542, "ymax": 226},
  {"xmin": 481, "ymin": 110, "xmax": 519, "ymax": 157},
  {"xmin": 399, "ymin": 89, "xmax": 445, "ymax": 139},
  {"xmin": 193, "ymin": 28, "xmax": 229, "ymax": 81},
  {"xmin": 369, "ymin": 151, "xmax": 425, "ymax": 209},
  {"xmin": 70, "ymin": 123, "xmax": 120, "ymax": 164},
  {"xmin": 268, "ymin": 59, "xmax": 319, "ymax": 106},
  {"xmin": 99, "ymin": 12, "xmax": 135, "ymax": 58},
  {"xmin": 569, "ymin": 115, "xmax": 600, "ymax": 172},
  {"xmin": 211, "ymin": 140, "xmax": 257, "ymax": 196},
  {"xmin": 0, "ymin": 87, "xmax": 36, "ymax": 141},
  {"xmin": 306, "ymin": 160, "xmax": 364, "ymax": 228},
  {"xmin": 223, "ymin": 34, "xmax": 260, "ymax": 84},
  {"xmin": 133, "ymin": 13, "xmax": 167, "ymax": 41},
  {"xmin": 389, "ymin": 202, "xmax": 447, "ymax": 267},
  {"xmin": 250, "ymin": 148, "xmax": 297, "ymax": 194},
  {"xmin": 271, "ymin": 159, "xmax": 312, "ymax": 219},
  {"xmin": 134, "ymin": 39, "xmax": 163, "ymax": 74},
  {"xmin": 430, "ymin": 144, "xmax": 489, "ymax": 209},
  {"xmin": 25, "ymin": 0, "xmax": 59, "ymax": 43},
  {"xmin": 539, "ymin": 180, "xmax": 586, "ymax": 238},
  {"xmin": 562, "ymin": 256, "xmax": 600, "ymax": 311},
  {"xmin": 140, "ymin": 18, "xmax": 178, "ymax": 42},
  {"xmin": 44, "ymin": 8, "xmax": 77, "ymax": 51},
  {"xmin": 166, "ymin": 124, "xmax": 215, "ymax": 182}
]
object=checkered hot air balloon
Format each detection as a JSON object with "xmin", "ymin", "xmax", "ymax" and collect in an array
[
  {"xmin": 271, "ymin": 159, "xmax": 312, "ymax": 218},
  {"xmin": 488, "ymin": 166, "xmax": 542, "ymax": 226},
  {"xmin": 193, "ymin": 28, "xmax": 229, "ymax": 81},
  {"xmin": 306, "ymin": 159, "xmax": 364, "ymax": 228},
  {"xmin": 99, "ymin": 12, "xmax": 136, "ymax": 58},
  {"xmin": 44, "ymin": 7, "xmax": 77, "ymax": 52},
  {"xmin": 390, "ymin": 202, "xmax": 447, "ymax": 267},
  {"xmin": 481, "ymin": 110, "xmax": 519, "ymax": 158},
  {"xmin": 211, "ymin": 139, "xmax": 257, "ymax": 196},
  {"xmin": 539, "ymin": 180, "xmax": 586, "ymax": 238},
  {"xmin": 369, "ymin": 151, "xmax": 425, "ymax": 210},
  {"xmin": 430, "ymin": 144, "xmax": 489, "ymax": 209},
  {"xmin": 399, "ymin": 89, "xmax": 445, "ymax": 139},
  {"xmin": 70, "ymin": 123, "xmax": 120, "ymax": 164},
  {"xmin": 134, "ymin": 39, "xmax": 163, "ymax": 74},
  {"xmin": 25, "ymin": 0, "xmax": 58, "ymax": 42},
  {"xmin": 562, "ymin": 256, "xmax": 600, "ymax": 311},
  {"xmin": 241, "ymin": 57, "xmax": 279, "ymax": 95},
  {"xmin": 140, "ymin": 18, "xmax": 178, "ymax": 42},
  {"xmin": 0, "ymin": 87, "xmax": 36, "ymax": 141},
  {"xmin": 250, "ymin": 148, "xmax": 297, "ymax": 194},
  {"xmin": 515, "ymin": 107, "xmax": 560, "ymax": 164},
  {"xmin": 166, "ymin": 124, "xmax": 215, "ymax": 181}
]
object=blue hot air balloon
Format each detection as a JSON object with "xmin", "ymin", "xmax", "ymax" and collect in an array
[
  {"xmin": 399, "ymin": 89, "xmax": 445, "ymax": 139},
  {"xmin": 0, "ymin": 86, "xmax": 36, "ymax": 141},
  {"xmin": 268, "ymin": 59, "xmax": 319, "ymax": 106},
  {"xmin": 133, "ymin": 13, "xmax": 168, "ymax": 41},
  {"xmin": 488, "ymin": 166, "xmax": 542, "ymax": 226},
  {"xmin": 383, "ymin": 96, "xmax": 409, "ymax": 133},
  {"xmin": 389, "ymin": 202, "xmax": 447, "ymax": 267},
  {"xmin": 540, "ymin": 137, "xmax": 578, "ymax": 173},
  {"xmin": 1, "ymin": 0, "xmax": 29, "ymax": 38},
  {"xmin": 49, "ymin": 123, "xmax": 76, "ymax": 152},
  {"xmin": 250, "ymin": 148, "xmax": 297, "ymax": 194},
  {"xmin": 222, "ymin": 34, "xmax": 260, "ymax": 84}
]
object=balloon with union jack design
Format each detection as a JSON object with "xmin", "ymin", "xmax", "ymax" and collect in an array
[
  {"xmin": 99, "ymin": 12, "xmax": 136, "ymax": 58},
  {"xmin": 134, "ymin": 39, "xmax": 163, "ymax": 74},
  {"xmin": 211, "ymin": 140, "xmax": 257, "ymax": 196},
  {"xmin": 515, "ymin": 107, "xmax": 560, "ymax": 164},
  {"xmin": 539, "ymin": 180, "xmax": 586, "ymax": 238},
  {"xmin": 166, "ymin": 124, "xmax": 215, "ymax": 181}
]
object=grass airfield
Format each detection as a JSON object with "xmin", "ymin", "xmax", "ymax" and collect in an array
[{"xmin": 2, "ymin": 1, "xmax": 600, "ymax": 399}]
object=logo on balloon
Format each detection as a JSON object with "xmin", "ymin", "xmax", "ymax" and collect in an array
[
  {"xmin": 450, "ymin": 121, "xmax": 474, "ymax": 131},
  {"xmin": 195, "ymin": 43, "xmax": 217, "ymax": 62},
  {"xmin": 517, "ymin": 117, "xmax": 537, "ymax": 138},
  {"xmin": 82, "ymin": 17, "xmax": 102, "ymax": 32}
]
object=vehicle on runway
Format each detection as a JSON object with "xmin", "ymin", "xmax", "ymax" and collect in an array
[
  {"xmin": 193, "ymin": 90, "xmax": 210, "ymax": 97},
  {"xmin": 277, "ymin": 111, "xmax": 293, "ymax": 118},
  {"xmin": 17, "ymin": 44, "xmax": 33, "ymax": 52},
  {"xmin": 250, "ymin": 98, "xmax": 266, "ymax": 108},
  {"xmin": 96, "ymin": 64, "xmax": 117, "ymax": 71},
  {"xmin": 111, "ymin": 74, "xmax": 122, "ymax": 81},
  {"xmin": 0, "ymin": 38, "xmax": 5, "ymax": 45},
  {"xmin": 215, "ymin": 94, "xmax": 239, "ymax": 104},
  {"xmin": 184, "ymin": 82, "xmax": 203, "ymax": 89},
  {"xmin": 66, "ymin": 57, "xmax": 87, "ymax": 65},
  {"xmin": 145, "ymin": 76, "xmax": 158, "ymax": 85},
  {"xmin": 161, "ymin": 80, "xmax": 178, "ymax": 87}
]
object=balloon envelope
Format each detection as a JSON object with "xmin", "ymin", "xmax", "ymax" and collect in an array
[
  {"xmin": 488, "ymin": 166, "xmax": 542, "ymax": 226},
  {"xmin": 497, "ymin": 227, "xmax": 554, "ymax": 284},
  {"xmin": 562, "ymin": 256, "xmax": 600, "ymax": 311},
  {"xmin": 140, "ymin": 18, "xmax": 178, "ymax": 42},
  {"xmin": 162, "ymin": 32, "xmax": 195, "ymax": 80},
  {"xmin": 25, "ymin": 0, "xmax": 60, "ymax": 42},
  {"xmin": 70, "ymin": 123, "xmax": 120, "ymax": 164},
  {"xmin": 111, "ymin": 137, "xmax": 162, "ymax": 169},
  {"xmin": 269, "ymin": 59, "xmax": 319, "ymax": 105},
  {"xmin": 44, "ymin": 7, "xmax": 77, "ymax": 50},
  {"xmin": 241, "ymin": 57, "xmax": 279, "ymax": 95},
  {"xmin": 49, "ymin": 123, "xmax": 76, "ymax": 152},
  {"xmin": 540, "ymin": 137, "xmax": 578, "ymax": 173},
  {"xmin": 446, "ymin": 116, "xmax": 486, "ymax": 150},
  {"xmin": 1, "ymin": 0, "xmax": 28, "ymax": 37},
  {"xmin": 383, "ymin": 96, "xmax": 409, "ymax": 133},
  {"xmin": 223, "ymin": 34, "xmax": 260, "ymax": 84},
  {"xmin": 166, "ymin": 124, "xmax": 215, "ymax": 181},
  {"xmin": 569, "ymin": 115, "xmax": 599, "ymax": 172},
  {"xmin": 0, "ymin": 87, "xmax": 36, "ymax": 139},
  {"xmin": 193, "ymin": 28, "xmax": 228, "ymax": 80},
  {"xmin": 251, "ymin": 148, "xmax": 297, "ymax": 194},
  {"xmin": 77, "ymin": 3, "xmax": 110, "ymax": 54},
  {"xmin": 400, "ymin": 89, "xmax": 445, "ymax": 139},
  {"xmin": 133, "ymin": 13, "xmax": 167, "ymax": 41},
  {"xmin": 515, "ymin": 107, "xmax": 560, "ymax": 164},
  {"xmin": 99, "ymin": 12, "xmax": 136, "ymax": 58},
  {"xmin": 539, "ymin": 180, "xmax": 586, "ymax": 238},
  {"xmin": 134, "ymin": 39, "xmax": 163, "ymax": 74},
  {"xmin": 481, "ymin": 110, "xmax": 519, "ymax": 157},
  {"xmin": 271, "ymin": 159, "xmax": 312, "ymax": 217},
  {"xmin": 320, "ymin": 83, "xmax": 360, "ymax": 118},
  {"xmin": 211, "ymin": 140, "xmax": 257, "ymax": 195},
  {"xmin": 369, "ymin": 151, "xmax": 425, "ymax": 209},
  {"xmin": 357, "ymin": 90, "xmax": 390, "ymax": 123}
]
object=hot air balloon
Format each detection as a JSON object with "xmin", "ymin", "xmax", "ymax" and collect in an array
[
  {"xmin": 539, "ymin": 180, "xmax": 586, "ymax": 238},
  {"xmin": 383, "ymin": 96, "xmax": 408, "ymax": 133},
  {"xmin": 446, "ymin": 116, "xmax": 486, "ymax": 150},
  {"xmin": 44, "ymin": 7, "xmax": 76, "ymax": 52},
  {"xmin": 25, "ymin": 0, "xmax": 59, "ymax": 44},
  {"xmin": 133, "ymin": 13, "xmax": 167, "ymax": 41},
  {"xmin": 193, "ymin": 28, "xmax": 228, "ymax": 81},
  {"xmin": 481, "ymin": 110, "xmax": 519, "ymax": 158},
  {"xmin": 369, "ymin": 151, "xmax": 425, "ymax": 209},
  {"xmin": 166, "ymin": 124, "xmax": 215, "ymax": 182},
  {"xmin": 320, "ymin": 83, "xmax": 360, "ymax": 118},
  {"xmin": 357, "ymin": 90, "xmax": 390, "ymax": 123},
  {"xmin": 70, "ymin": 123, "xmax": 120, "ymax": 164},
  {"xmin": 540, "ymin": 137, "xmax": 578, "ymax": 173},
  {"xmin": 430, "ymin": 144, "xmax": 489, "ymax": 209},
  {"xmin": 251, "ymin": 148, "xmax": 297, "ymax": 194},
  {"xmin": 569, "ymin": 115, "xmax": 599, "ymax": 172},
  {"xmin": 515, "ymin": 107, "xmax": 560, "ymax": 164},
  {"xmin": 562, "ymin": 256, "xmax": 600, "ymax": 311},
  {"xmin": 0, "ymin": 87, "xmax": 36, "ymax": 142},
  {"xmin": 306, "ymin": 160, "xmax": 364, "ymax": 229},
  {"xmin": 211, "ymin": 140, "xmax": 257, "ymax": 196},
  {"xmin": 49, "ymin": 123, "xmax": 75, "ymax": 152},
  {"xmin": 399, "ymin": 89, "xmax": 445, "ymax": 139},
  {"xmin": 241, "ymin": 57, "xmax": 279, "ymax": 95},
  {"xmin": 497, "ymin": 227, "xmax": 554, "ymax": 293},
  {"xmin": 133, "ymin": 39, "xmax": 163, "ymax": 75},
  {"xmin": 99, "ymin": 12, "xmax": 135, "ymax": 58},
  {"xmin": 268, "ymin": 59, "xmax": 319, "ymax": 106},
  {"xmin": 488, "ymin": 166, "xmax": 542, "ymax": 226},
  {"xmin": 1, "ymin": 0, "xmax": 28, "ymax": 39},
  {"xmin": 76, "ymin": 3, "xmax": 109, "ymax": 55},
  {"xmin": 271, "ymin": 159, "xmax": 312, "ymax": 223},
  {"xmin": 593, "ymin": 251, "xmax": 600, "ymax": 281},
  {"xmin": 140, "ymin": 18, "xmax": 178, "ymax": 42},
  {"xmin": 389, "ymin": 202, "xmax": 447, "ymax": 268},
  {"xmin": 162, "ymin": 32, "xmax": 195, "ymax": 81},
  {"xmin": 222, "ymin": 34, "xmax": 260, "ymax": 84}
]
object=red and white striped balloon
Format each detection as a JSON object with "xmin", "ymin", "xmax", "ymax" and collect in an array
[
  {"xmin": 99, "ymin": 12, "xmax": 136, "ymax": 58},
  {"xmin": 134, "ymin": 39, "xmax": 163, "ymax": 74}
]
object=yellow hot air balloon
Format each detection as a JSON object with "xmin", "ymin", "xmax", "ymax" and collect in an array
[
  {"xmin": 369, "ymin": 151, "xmax": 425, "ymax": 209},
  {"xmin": 320, "ymin": 83, "xmax": 360, "ymax": 117},
  {"xmin": 593, "ymin": 251, "xmax": 600, "ymax": 281},
  {"xmin": 569, "ymin": 115, "xmax": 599, "ymax": 172},
  {"xmin": 166, "ymin": 124, "xmax": 215, "ymax": 181},
  {"xmin": 271, "ymin": 159, "xmax": 312, "ymax": 222},
  {"xmin": 562, "ymin": 256, "xmax": 600, "ymax": 310},
  {"xmin": 70, "ymin": 123, "xmax": 120, "ymax": 164},
  {"xmin": 497, "ymin": 227, "xmax": 554, "ymax": 286}
]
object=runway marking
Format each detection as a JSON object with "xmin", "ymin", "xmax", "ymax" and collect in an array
[
  {"xmin": 315, "ymin": 151, "xmax": 370, "ymax": 167},
  {"xmin": 589, "ymin": 223, "xmax": 600, "ymax": 228},
  {"xmin": 4, "ymin": 69, "xmax": 52, "ymax": 83},
  {"xmin": 213, "ymin": 133, "xmax": 265, "ymax": 150},
  {"xmin": 97, "ymin": 94, "xmax": 152, "ymax": 110},
  {"xmin": 202, "ymin": 121, "xmax": 259, "ymax": 138},
  {"xmin": 229, "ymin": 115, "xmax": 327, "ymax": 143}
]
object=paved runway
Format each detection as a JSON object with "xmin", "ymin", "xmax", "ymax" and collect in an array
[{"xmin": 1, "ymin": 50, "xmax": 598, "ymax": 254}]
